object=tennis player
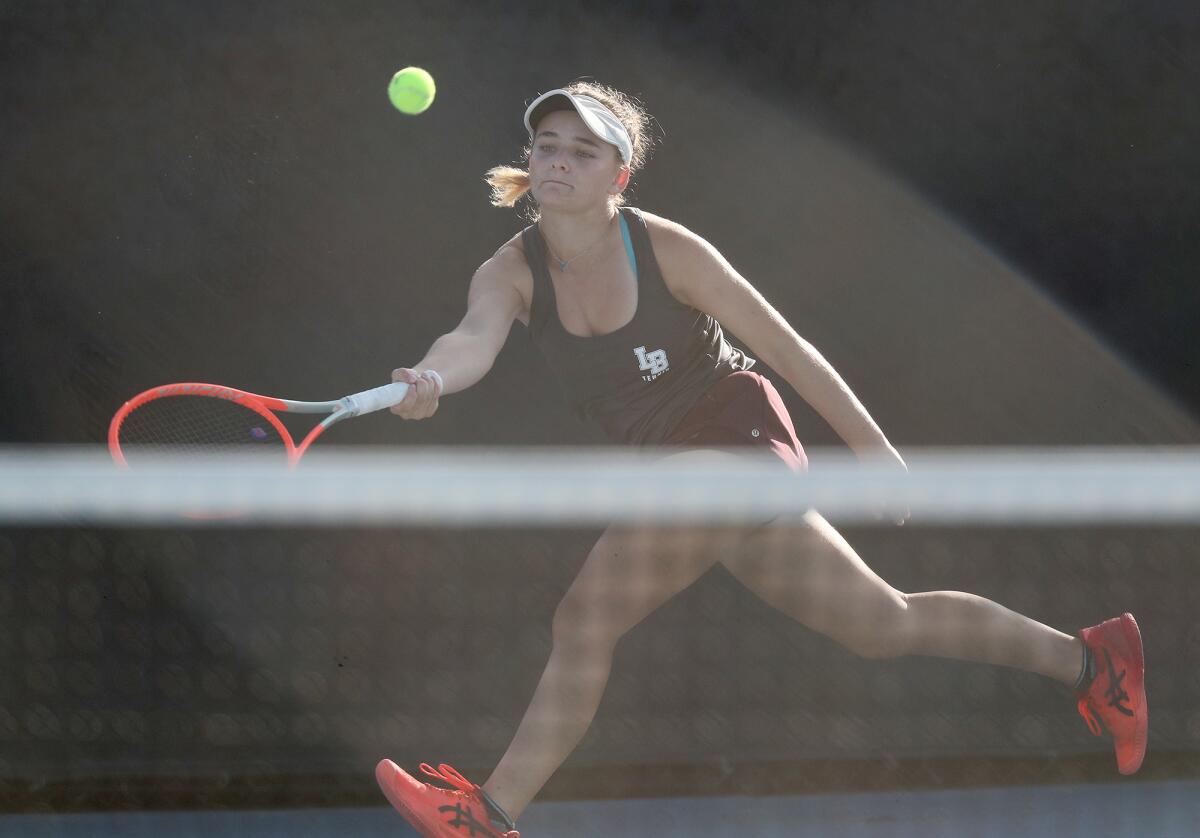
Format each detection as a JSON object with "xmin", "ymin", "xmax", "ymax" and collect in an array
[{"xmin": 375, "ymin": 82, "xmax": 1147, "ymax": 837}]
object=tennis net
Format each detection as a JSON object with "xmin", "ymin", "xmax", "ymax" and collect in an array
[{"xmin": 0, "ymin": 445, "xmax": 1196, "ymax": 828}]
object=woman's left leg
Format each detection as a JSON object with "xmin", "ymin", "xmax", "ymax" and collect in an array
[
  {"xmin": 481, "ymin": 521, "xmax": 734, "ymax": 819},
  {"xmin": 720, "ymin": 510, "xmax": 1083, "ymax": 685}
]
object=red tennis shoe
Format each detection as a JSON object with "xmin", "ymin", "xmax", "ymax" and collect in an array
[
  {"xmin": 1076, "ymin": 613, "xmax": 1148, "ymax": 775},
  {"xmin": 376, "ymin": 760, "xmax": 519, "ymax": 838}
]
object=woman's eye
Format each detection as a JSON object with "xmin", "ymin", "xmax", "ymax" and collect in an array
[{"xmin": 576, "ymin": 150, "xmax": 594, "ymax": 158}]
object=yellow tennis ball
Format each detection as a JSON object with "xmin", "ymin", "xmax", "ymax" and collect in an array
[{"xmin": 388, "ymin": 67, "xmax": 435, "ymax": 115}]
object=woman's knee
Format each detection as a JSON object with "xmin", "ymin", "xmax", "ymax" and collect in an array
[
  {"xmin": 837, "ymin": 592, "xmax": 913, "ymax": 660},
  {"xmin": 551, "ymin": 593, "xmax": 623, "ymax": 651}
]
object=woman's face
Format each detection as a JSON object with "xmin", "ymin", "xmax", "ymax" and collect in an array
[{"xmin": 528, "ymin": 109, "xmax": 628, "ymax": 212}]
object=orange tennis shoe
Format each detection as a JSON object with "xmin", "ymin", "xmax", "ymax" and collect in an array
[
  {"xmin": 376, "ymin": 760, "xmax": 519, "ymax": 838},
  {"xmin": 1075, "ymin": 613, "xmax": 1148, "ymax": 775}
]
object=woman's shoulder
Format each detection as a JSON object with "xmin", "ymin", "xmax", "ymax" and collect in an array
[
  {"xmin": 632, "ymin": 209, "xmax": 729, "ymax": 306},
  {"xmin": 637, "ymin": 210, "xmax": 705, "ymax": 251},
  {"xmin": 636, "ymin": 209, "xmax": 714, "ymax": 269},
  {"xmin": 486, "ymin": 230, "xmax": 535, "ymax": 278},
  {"xmin": 477, "ymin": 230, "xmax": 534, "ymax": 320}
]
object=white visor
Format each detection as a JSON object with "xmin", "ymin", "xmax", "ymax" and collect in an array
[{"xmin": 524, "ymin": 89, "xmax": 633, "ymax": 166}]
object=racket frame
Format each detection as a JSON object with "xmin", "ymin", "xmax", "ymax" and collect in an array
[{"xmin": 108, "ymin": 380, "xmax": 411, "ymax": 467}]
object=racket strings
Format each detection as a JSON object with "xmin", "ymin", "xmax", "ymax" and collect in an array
[{"xmin": 116, "ymin": 396, "xmax": 287, "ymax": 461}]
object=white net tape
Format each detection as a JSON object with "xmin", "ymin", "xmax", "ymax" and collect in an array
[{"xmin": 2, "ymin": 446, "xmax": 1199, "ymax": 526}]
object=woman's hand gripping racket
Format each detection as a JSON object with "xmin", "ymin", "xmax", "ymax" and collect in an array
[{"xmin": 108, "ymin": 371, "xmax": 443, "ymax": 467}]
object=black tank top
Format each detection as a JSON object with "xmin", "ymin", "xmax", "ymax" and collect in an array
[{"xmin": 523, "ymin": 207, "xmax": 754, "ymax": 445}]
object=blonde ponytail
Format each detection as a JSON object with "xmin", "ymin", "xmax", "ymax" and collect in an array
[{"xmin": 484, "ymin": 165, "xmax": 532, "ymax": 208}]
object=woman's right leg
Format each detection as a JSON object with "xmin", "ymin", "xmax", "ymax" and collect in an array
[
  {"xmin": 481, "ymin": 519, "xmax": 742, "ymax": 820},
  {"xmin": 718, "ymin": 509, "xmax": 1146, "ymax": 774},
  {"xmin": 721, "ymin": 509, "xmax": 1083, "ymax": 682}
]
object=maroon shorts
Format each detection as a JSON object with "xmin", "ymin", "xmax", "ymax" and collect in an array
[{"xmin": 663, "ymin": 371, "xmax": 808, "ymax": 472}]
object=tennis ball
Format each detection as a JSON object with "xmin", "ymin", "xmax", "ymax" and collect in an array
[{"xmin": 387, "ymin": 66, "xmax": 435, "ymax": 115}]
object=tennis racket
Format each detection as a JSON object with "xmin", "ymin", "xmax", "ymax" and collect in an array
[{"xmin": 108, "ymin": 377, "xmax": 435, "ymax": 467}]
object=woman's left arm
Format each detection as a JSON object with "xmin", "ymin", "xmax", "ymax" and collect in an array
[{"xmin": 649, "ymin": 216, "xmax": 902, "ymax": 464}]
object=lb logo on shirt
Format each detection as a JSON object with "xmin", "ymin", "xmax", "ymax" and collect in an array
[{"xmin": 634, "ymin": 345, "xmax": 670, "ymax": 381}]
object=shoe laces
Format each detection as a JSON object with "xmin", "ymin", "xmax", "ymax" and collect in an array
[
  {"xmin": 1077, "ymin": 697, "xmax": 1103, "ymax": 736},
  {"xmin": 419, "ymin": 762, "xmax": 479, "ymax": 795},
  {"xmin": 419, "ymin": 764, "xmax": 515, "ymax": 836},
  {"xmin": 1076, "ymin": 644, "xmax": 1135, "ymax": 738}
]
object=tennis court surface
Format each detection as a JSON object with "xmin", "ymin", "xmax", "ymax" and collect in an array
[{"xmin": 3, "ymin": 778, "xmax": 1197, "ymax": 837}]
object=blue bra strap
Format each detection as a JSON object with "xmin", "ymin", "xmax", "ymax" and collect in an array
[{"xmin": 619, "ymin": 212, "xmax": 638, "ymax": 279}]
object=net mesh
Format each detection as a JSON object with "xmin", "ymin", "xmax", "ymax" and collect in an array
[{"xmin": 0, "ymin": 446, "xmax": 1197, "ymax": 825}]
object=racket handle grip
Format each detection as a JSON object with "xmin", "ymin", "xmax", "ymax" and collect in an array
[
  {"xmin": 340, "ymin": 371, "xmax": 442, "ymax": 416},
  {"xmin": 341, "ymin": 381, "xmax": 409, "ymax": 416}
]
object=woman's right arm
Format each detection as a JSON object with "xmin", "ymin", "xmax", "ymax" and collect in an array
[{"xmin": 390, "ymin": 250, "xmax": 525, "ymax": 419}]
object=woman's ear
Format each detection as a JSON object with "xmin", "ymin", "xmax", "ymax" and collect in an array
[{"xmin": 613, "ymin": 166, "xmax": 631, "ymax": 192}]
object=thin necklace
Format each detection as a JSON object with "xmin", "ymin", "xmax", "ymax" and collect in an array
[{"xmin": 541, "ymin": 216, "xmax": 614, "ymax": 272}]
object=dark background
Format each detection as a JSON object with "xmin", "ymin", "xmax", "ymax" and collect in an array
[
  {"xmin": 3, "ymin": 0, "xmax": 1200, "ymax": 442},
  {"xmin": 2, "ymin": 0, "xmax": 1199, "ymax": 813},
  {"xmin": 618, "ymin": 0, "xmax": 1200, "ymax": 408}
]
